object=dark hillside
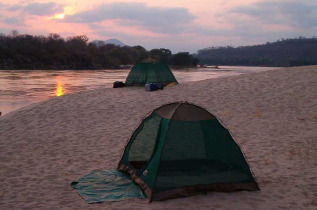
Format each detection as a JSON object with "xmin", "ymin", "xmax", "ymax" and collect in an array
[{"xmin": 195, "ymin": 38, "xmax": 317, "ymax": 67}]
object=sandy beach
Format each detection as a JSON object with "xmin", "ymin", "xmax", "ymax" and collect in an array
[{"xmin": 0, "ymin": 66, "xmax": 316, "ymax": 209}]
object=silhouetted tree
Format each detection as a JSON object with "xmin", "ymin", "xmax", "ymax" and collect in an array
[
  {"xmin": 170, "ymin": 52, "xmax": 199, "ymax": 67},
  {"xmin": 0, "ymin": 32, "xmax": 198, "ymax": 69},
  {"xmin": 149, "ymin": 48, "xmax": 172, "ymax": 64}
]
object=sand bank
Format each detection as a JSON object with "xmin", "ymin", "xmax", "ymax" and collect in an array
[{"xmin": 0, "ymin": 66, "xmax": 316, "ymax": 209}]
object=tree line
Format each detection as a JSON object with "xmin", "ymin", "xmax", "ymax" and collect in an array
[
  {"xmin": 0, "ymin": 31, "xmax": 198, "ymax": 70},
  {"xmin": 195, "ymin": 37, "xmax": 317, "ymax": 67}
]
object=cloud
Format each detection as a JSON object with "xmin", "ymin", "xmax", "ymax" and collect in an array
[
  {"xmin": 4, "ymin": 16, "xmax": 26, "ymax": 26},
  {"xmin": 231, "ymin": 0, "xmax": 317, "ymax": 28},
  {"xmin": 0, "ymin": 2, "xmax": 7, "ymax": 10},
  {"xmin": 64, "ymin": 2, "xmax": 195, "ymax": 34},
  {"xmin": 7, "ymin": 5, "xmax": 21, "ymax": 11},
  {"xmin": 23, "ymin": 2, "xmax": 64, "ymax": 16}
]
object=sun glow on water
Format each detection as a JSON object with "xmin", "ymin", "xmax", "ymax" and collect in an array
[{"xmin": 55, "ymin": 81, "xmax": 64, "ymax": 96}]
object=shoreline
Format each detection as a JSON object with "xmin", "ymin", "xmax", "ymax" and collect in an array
[
  {"xmin": 0, "ymin": 65, "xmax": 316, "ymax": 209},
  {"xmin": 0, "ymin": 66, "xmax": 279, "ymax": 116}
]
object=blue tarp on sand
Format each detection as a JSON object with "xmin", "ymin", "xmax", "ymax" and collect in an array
[{"xmin": 71, "ymin": 170, "xmax": 146, "ymax": 203}]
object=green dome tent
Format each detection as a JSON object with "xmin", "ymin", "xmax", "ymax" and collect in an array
[
  {"xmin": 118, "ymin": 102, "xmax": 260, "ymax": 201},
  {"xmin": 125, "ymin": 58, "xmax": 178, "ymax": 86}
]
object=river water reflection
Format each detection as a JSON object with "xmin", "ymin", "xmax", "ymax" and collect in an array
[{"xmin": 0, "ymin": 66, "xmax": 278, "ymax": 115}]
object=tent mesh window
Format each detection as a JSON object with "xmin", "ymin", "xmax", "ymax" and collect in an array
[{"xmin": 128, "ymin": 114, "xmax": 161, "ymax": 169}]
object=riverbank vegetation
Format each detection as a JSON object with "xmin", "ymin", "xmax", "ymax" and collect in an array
[
  {"xmin": 0, "ymin": 32, "xmax": 198, "ymax": 70},
  {"xmin": 2, "ymin": 31, "xmax": 316, "ymax": 70},
  {"xmin": 195, "ymin": 37, "xmax": 317, "ymax": 67}
]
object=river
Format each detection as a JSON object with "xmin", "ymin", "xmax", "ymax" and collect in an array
[{"xmin": 0, "ymin": 66, "xmax": 279, "ymax": 116}]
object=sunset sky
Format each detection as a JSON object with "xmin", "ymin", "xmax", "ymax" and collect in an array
[{"xmin": 0, "ymin": 0, "xmax": 316, "ymax": 53}]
